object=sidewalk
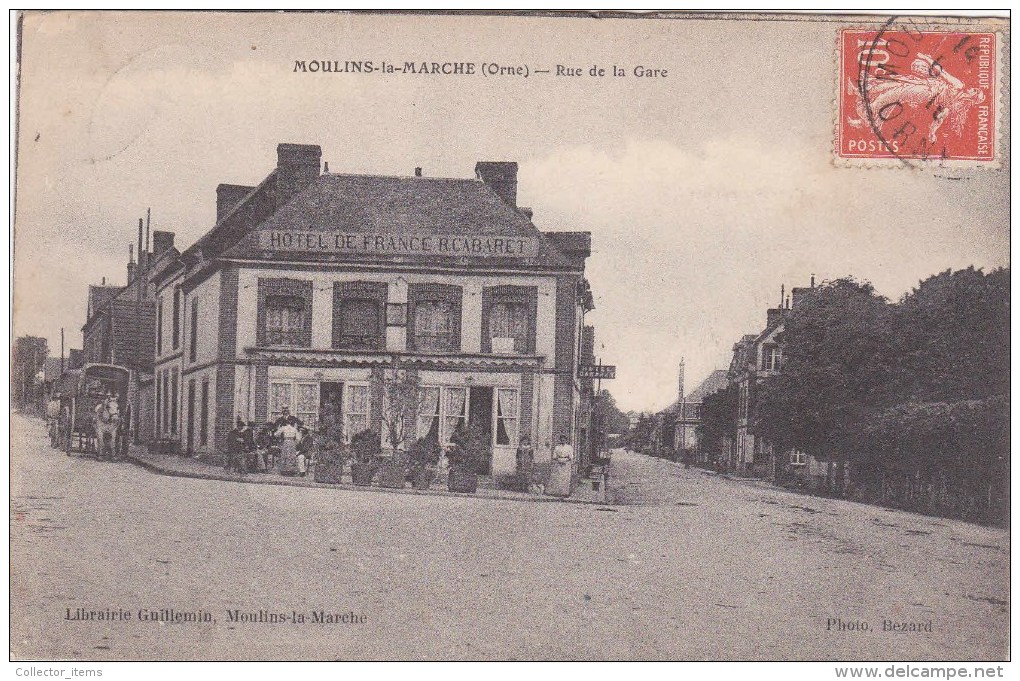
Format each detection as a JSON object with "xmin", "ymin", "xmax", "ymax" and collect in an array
[{"xmin": 125, "ymin": 445, "xmax": 612, "ymax": 506}]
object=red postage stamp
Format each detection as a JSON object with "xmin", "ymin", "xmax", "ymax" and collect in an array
[{"xmin": 838, "ymin": 26, "xmax": 997, "ymax": 162}]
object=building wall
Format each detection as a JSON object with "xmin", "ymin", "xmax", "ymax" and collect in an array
[
  {"xmin": 184, "ymin": 271, "xmax": 222, "ymax": 366},
  {"xmin": 233, "ymin": 267, "xmax": 558, "ymax": 358}
]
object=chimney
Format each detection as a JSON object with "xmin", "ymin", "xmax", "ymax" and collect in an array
[
  {"xmin": 810, "ymin": 273, "xmax": 816, "ymax": 288},
  {"xmin": 414, "ymin": 167, "xmax": 422, "ymax": 177},
  {"xmin": 127, "ymin": 245, "xmax": 136, "ymax": 283},
  {"xmin": 216, "ymin": 184, "xmax": 255, "ymax": 222},
  {"xmin": 519, "ymin": 206, "xmax": 534, "ymax": 220},
  {"xmin": 276, "ymin": 143, "xmax": 322, "ymax": 208},
  {"xmin": 475, "ymin": 161, "xmax": 518, "ymax": 207},
  {"xmin": 766, "ymin": 307, "xmax": 782, "ymax": 328},
  {"xmin": 152, "ymin": 230, "xmax": 175, "ymax": 257}
]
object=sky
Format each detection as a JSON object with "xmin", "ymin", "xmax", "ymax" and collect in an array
[{"xmin": 13, "ymin": 11, "xmax": 1010, "ymax": 412}]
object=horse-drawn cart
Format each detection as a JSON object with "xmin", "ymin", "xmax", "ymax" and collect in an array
[{"xmin": 60, "ymin": 363, "xmax": 130, "ymax": 459}]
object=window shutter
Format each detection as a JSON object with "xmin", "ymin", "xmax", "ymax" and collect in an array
[{"xmin": 258, "ymin": 277, "xmax": 313, "ymax": 347}]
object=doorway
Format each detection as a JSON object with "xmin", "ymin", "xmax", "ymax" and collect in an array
[
  {"xmin": 320, "ymin": 382, "xmax": 344, "ymax": 439},
  {"xmin": 468, "ymin": 386, "xmax": 493, "ymax": 474}
]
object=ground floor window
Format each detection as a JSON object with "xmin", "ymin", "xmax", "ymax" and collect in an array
[
  {"xmin": 270, "ymin": 380, "xmax": 320, "ymax": 429},
  {"xmin": 790, "ymin": 449, "xmax": 807, "ymax": 466},
  {"xmin": 415, "ymin": 385, "xmax": 520, "ymax": 448},
  {"xmin": 495, "ymin": 388, "xmax": 519, "ymax": 446},
  {"xmin": 344, "ymin": 383, "xmax": 370, "ymax": 439}
]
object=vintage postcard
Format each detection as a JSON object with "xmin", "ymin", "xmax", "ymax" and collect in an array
[{"xmin": 9, "ymin": 10, "xmax": 1010, "ymax": 669}]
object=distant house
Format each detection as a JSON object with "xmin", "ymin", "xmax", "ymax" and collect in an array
[
  {"xmin": 81, "ymin": 231, "xmax": 180, "ymax": 443},
  {"xmin": 670, "ymin": 369, "xmax": 729, "ymax": 458},
  {"xmin": 722, "ymin": 280, "xmax": 830, "ymax": 483}
]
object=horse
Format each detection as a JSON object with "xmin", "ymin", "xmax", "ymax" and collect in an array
[{"xmin": 93, "ymin": 396, "xmax": 121, "ymax": 460}]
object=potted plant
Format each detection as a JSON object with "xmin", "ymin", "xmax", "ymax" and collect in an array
[
  {"xmin": 377, "ymin": 450, "xmax": 408, "ymax": 489},
  {"xmin": 350, "ymin": 428, "xmax": 380, "ymax": 486},
  {"xmin": 313, "ymin": 437, "xmax": 348, "ymax": 484},
  {"xmin": 408, "ymin": 435, "xmax": 442, "ymax": 490},
  {"xmin": 446, "ymin": 422, "xmax": 488, "ymax": 493}
]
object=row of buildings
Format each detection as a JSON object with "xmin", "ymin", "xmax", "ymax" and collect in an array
[
  {"xmin": 655, "ymin": 280, "xmax": 831, "ymax": 487},
  {"xmin": 76, "ymin": 143, "xmax": 599, "ymax": 488}
]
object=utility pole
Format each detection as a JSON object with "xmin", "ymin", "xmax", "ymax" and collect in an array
[
  {"xmin": 60, "ymin": 328, "xmax": 64, "ymax": 376},
  {"xmin": 133, "ymin": 215, "xmax": 145, "ymax": 445}
]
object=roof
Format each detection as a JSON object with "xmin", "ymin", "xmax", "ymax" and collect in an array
[
  {"xmin": 219, "ymin": 173, "xmax": 577, "ymax": 269},
  {"xmin": 686, "ymin": 369, "xmax": 730, "ymax": 402}
]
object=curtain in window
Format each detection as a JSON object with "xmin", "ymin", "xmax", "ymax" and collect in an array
[
  {"xmin": 296, "ymin": 383, "xmax": 319, "ymax": 429},
  {"xmin": 266, "ymin": 296, "xmax": 306, "ymax": 345},
  {"xmin": 270, "ymin": 382, "xmax": 292, "ymax": 421},
  {"xmin": 417, "ymin": 387, "xmax": 441, "ymax": 441},
  {"xmin": 443, "ymin": 387, "xmax": 467, "ymax": 443},
  {"xmin": 495, "ymin": 388, "xmax": 519, "ymax": 446},
  {"xmin": 415, "ymin": 300, "xmax": 454, "ymax": 351},
  {"xmin": 345, "ymin": 384, "xmax": 370, "ymax": 439},
  {"xmin": 339, "ymin": 299, "xmax": 380, "ymax": 347},
  {"xmin": 489, "ymin": 302, "xmax": 529, "ymax": 352}
]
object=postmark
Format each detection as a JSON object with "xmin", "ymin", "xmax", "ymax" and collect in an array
[{"xmin": 838, "ymin": 19, "xmax": 998, "ymax": 165}]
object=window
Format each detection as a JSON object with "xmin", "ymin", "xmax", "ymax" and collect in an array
[
  {"xmin": 414, "ymin": 300, "xmax": 456, "ymax": 352},
  {"xmin": 408, "ymin": 283, "xmax": 461, "ymax": 353},
  {"xmin": 344, "ymin": 383, "xmax": 370, "ymax": 439},
  {"xmin": 488, "ymin": 302, "xmax": 529, "ymax": 354},
  {"xmin": 790, "ymin": 450, "xmax": 807, "ymax": 466},
  {"xmin": 199, "ymin": 379, "xmax": 209, "ymax": 446},
  {"xmin": 161, "ymin": 369, "xmax": 170, "ymax": 435},
  {"xmin": 295, "ymin": 383, "xmax": 318, "ymax": 429},
  {"xmin": 170, "ymin": 368, "xmax": 179, "ymax": 434},
  {"xmin": 482, "ymin": 285, "xmax": 537, "ymax": 354},
  {"xmin": 336, "ymin": 299, "xmax": 381, "ymax": 349},
  {"xmin": 270, "ymin": 382, "xmax": 292, "ymax": 422},
  {"xmin": 443, "ymin": 387, "xmax": 468, "ymax": 443},
  {"xmin": 172, "ymin": 288, "xmax": 181, "ymax": 350},
  {"xmin": 495, "ymin": 388, "xmax": 519, "ymax": 446},
  {"xmin": 762, "ymin": 344, "xmax": 782, "ymax": 371},
  {"xmin": 270, "ymin": 380, "xmax": 321, "ymax": 429},
  {"xmin": 417, "ymin": 387, "xmax": 441, "ymax": 441},
  {"xmin": 189, "ymin": 298, "xmax": 199, "ymax": 362},
  {"xmin": 156, "ymin": 298, "xmax": 163, "ymax": 355},
  {"xmin": 738, "ymin": 383, "xmax": 749, "ymax": 420},
  {"xmin": 265, "ymin": 295, "xmax": 307, "ymax": 346},
  {"xmin": 155, "ymin": 372, "xmax": 162, "ymax": 435}
]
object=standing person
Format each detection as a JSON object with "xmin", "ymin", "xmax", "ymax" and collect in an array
[
  {"xmin": 547, "ymin": 433, "xmax": 574, "ymax": 497},
  {"xmin": 275, "ymin": 417, "xmax": 300, "ymax": 475},
  {"xmin": 46, "ymin": 393, "xmax": 61, "ymax": 448},
  {"xmin": 227, "ymin": 417, "xmax": 246, "ymax": 474},
  {"xmin": 296, "ymin": 426, "xmax": 312, "ymax": 477},
  {"xmin": 516, "ymin": 435, "xmax": 535, "ymax": 493}
]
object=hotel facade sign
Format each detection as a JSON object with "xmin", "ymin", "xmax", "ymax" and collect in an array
[{"xmin": 258, "ymin": 230, "xmax": 539, "ymax": 258}]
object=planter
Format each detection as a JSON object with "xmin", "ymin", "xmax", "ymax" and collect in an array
[
  {"xmin": 448, "ymin": 466, "xmax": 478, "ymax": 494},
  {"xmin": 314, "ymin": 462, "xmax": 344, "ymax": 484},
  {"xmin": 350, "ymin": 462, "xmax": 376, "ymax": 486},
  {"xmin": 378, "ymin": 463, "xmax": 407, "ymax": 489},
  {"xmin": 411, "ymin": 467, "xmax": 436, "ymax": 490}
]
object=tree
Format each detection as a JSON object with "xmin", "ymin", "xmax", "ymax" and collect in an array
[
  {"xmin": 592, "ymin": 389, "xmax": 630, "ymax": 434},
  {"xmin": 754, "ymin": 278, "xmax": 896, "ymax": 461},
  {"xmin": 698, "ymin": 383, "xmax": 738, "ymax": 458},
  {"xmin": 892, "ymin": 266, "xmax": 1009, "ymax": 402}
]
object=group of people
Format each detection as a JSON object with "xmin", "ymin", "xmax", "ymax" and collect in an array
[{"xmin": 225, "ymin": 407, "xmax": 313, "ymax": 477}]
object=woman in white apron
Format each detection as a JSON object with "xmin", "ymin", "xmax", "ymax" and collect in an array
[{"xmin": 547, "ymin": 434, "xmax": 574, "ymax": 497}]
